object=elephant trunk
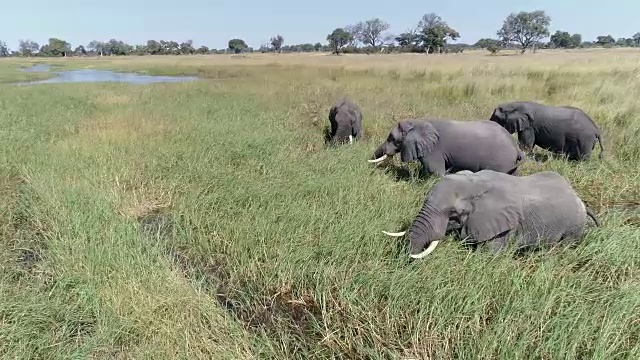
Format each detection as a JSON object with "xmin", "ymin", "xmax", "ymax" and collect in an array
[
  {"xmin": 369, "ymin": 143, "xmax": 391, "ymax": 164},
  {"xmin": 373, "ymin": 143, "xmax": 386, "ymax": 158},
  {"xmin": 407, "ymin": 202, "xmax": 448, "ymax": 259}
]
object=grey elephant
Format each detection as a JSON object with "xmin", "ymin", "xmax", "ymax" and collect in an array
[
  {"xmin": 489, "ymin": 101, "xmax": 604, "ymax": 161},
  {"xmin": 383, "ymin": 169, "xmax": 601, "ymax": 260},
  {"xmin": 368, "ymin": 119, "xmax": 525, "ymax": 177},
  {"xmin": 327, "ymin": 97, "xmax": 363, "ymax": 145}
]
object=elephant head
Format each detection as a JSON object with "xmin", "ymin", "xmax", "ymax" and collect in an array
[
  {"xmin": 384, "ymin": 170, "xmax": 522, "ymax": 259},
  {"xmin": 489, "ymin": 102, "xmax": 532, "ymax": 134},
  {"xmin": 368, "ymin": 120, "xmax": 439, "ymax": 165}
]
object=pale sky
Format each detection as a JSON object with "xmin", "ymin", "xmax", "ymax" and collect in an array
[{"xmin": 1, "ymin": 0, "xmax": 638, "ymax": 50}]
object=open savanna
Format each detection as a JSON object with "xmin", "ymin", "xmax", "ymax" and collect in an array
[{"xmin": 0, "ymin": 49, "xmax": 639, "ymax": 359}]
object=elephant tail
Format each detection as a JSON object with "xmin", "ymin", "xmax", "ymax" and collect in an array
[
  {"xmin": 596, "ymin": 133, "xmax": 604, "ymax": 160},
  {"xmin": 586, "ymin": 206, "xmax": 601, "ymax": 227}
]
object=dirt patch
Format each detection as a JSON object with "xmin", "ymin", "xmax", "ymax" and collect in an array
[
  {"xmin": 161, "ymin": 242, "xmax": 331, "ymax": 354},
  {"xmin": 0, "ymin": 172, "xmax": 56, "ymax": 283},
  {"xmin": 217, "ymin": 282, "xmax": 323, "ymax": 334},
  {"xmin": 138, "ymin": 212, "xmax": 175, "ymax": 241},
  {"xmin": 17, "ymin": 248, "xmax": 42, "ymax": 270}
]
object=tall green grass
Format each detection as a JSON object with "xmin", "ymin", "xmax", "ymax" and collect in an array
[{"xmin": 0, "ymin": 52, "xmax": 638, "ymax": 359}]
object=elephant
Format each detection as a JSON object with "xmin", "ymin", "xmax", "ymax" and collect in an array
[
  {"xmin": 327, "ymin": 97, "xmax": 363, "ymax": 145},
  {"xmin": 383, "ymin": 169, "xmax": 601, "ymax": 260},
  {"xmin": 368, "ymin": 119, "xmax": 525, "ymax": 177},
  {"xmin": 488, "ymin": 101, "xmax": 605, "ymax": 161}
]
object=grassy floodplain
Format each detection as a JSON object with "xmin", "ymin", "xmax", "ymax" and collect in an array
[{"xmin": 0, "ymin": 48, "xmax": 639, "ymax": 359}]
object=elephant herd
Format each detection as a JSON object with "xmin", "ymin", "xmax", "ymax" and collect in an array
[{"xmin": 326, "ymin": 97, "xmax": 604, "ymax": 260}]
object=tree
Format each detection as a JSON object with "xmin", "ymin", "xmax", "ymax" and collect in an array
[
  {"xmin": 270, "ymin": 35, "xmax": 284, "ymax": 53},
  {"xmin": 0, "ymin": 41, "xmax": 8, "ymax": 57},
  {"xmin": 395, "ymin": 29, "xmax": 421, "ymax": 52},
  {"xmin": 104, "ymin": 39, "xmax": 132, "ymax": 55},
  {"xmin": 40, "ymin": 38, "xmax": 71, "ymax": 57},
  {"xmin": 196, "ymin": 45, "xmax": 209, "ymax": 54},
  {"xmin": 228, "ymin": 38, "xmax": 248, "ymax": 54},
  {"xmin": 632, "ymin": 32, "xmax": 640, "ymax": 46},
  {"xmin": 474, "ymin": 38, "xmax": 502, "ymax": 54},
  {"xmin": 550, "ymin": 31, "xmax": 571, "ymax": 48},
  {"xmin": 144, "ymin": 40, "xmax": 162, "ymax": 55},
  {"xmin": 18, "ymin": 39, "xmax": 39, "ymax": 57},
  {"xmin": 326, "ymin": 28, "xmax": 353, "ymax": 55},
  {"xmin": 570, "ymin": 34, "xmax": 582, "ymax": 48},
  {"xmin": 74, "ymin": 45, "xmax": 87, "ymax": 56},
  {"xmin": 415, "ymin": 13, "xmax": 460, "ymax": 54},
  {"xmin": 497, "ymin": 10, "xmax": 551, "ymax": 53},
  {"xmin": 314, "ymin": 42, "xmax": 323, "ymax": 51},
  {"xmin": 595, "ymin": 35, "xmax": 615, "ymax": 46},
  {"xmin": 160, "ymin": 40, "xmax": 180, "ymax": 55},
  {"xmin": 352, "ymin": 18, "xmax": 391, "ymax": 49},
  {"xmin": 344, "ymin": 24, "xmax": 359, "ymax": 47},
  {"xmin": 87, "ymin": 40, "xmax": 105, "ymax": 56},
  {"xmin": 179, "ymin": 40, "xmax": 195, "ymax": 54},
  {"xmin": 616, "ymin": 37, "xmax": 634, "ymax": 47}
]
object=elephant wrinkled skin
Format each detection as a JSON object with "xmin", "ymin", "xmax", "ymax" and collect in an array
[
  {"xmin": 384, "ymin": 169, "xmax": 600, "ymax": 259},
  {"xmin": 489, "ymin": 101, "xmax": 605, "ymax": 161},
  {"xmin": 369, "ymin": 119, "xmax": 525, "ymax": 177},
  {"xmin": 327, "ymin": 97, "xmax": 363, "ymax": 145}
]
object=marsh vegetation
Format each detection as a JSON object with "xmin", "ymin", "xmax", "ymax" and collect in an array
[{"xmin": 0, "ymin": 49, "xmax": 638, "ymax": 359}]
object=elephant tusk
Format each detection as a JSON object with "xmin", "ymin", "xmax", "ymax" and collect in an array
[
  {"xmin": 349, "ymin": 135, "xmax": 353, "ymax": 144},
  {"xmin": 382, "ymin": 230, "xmax": 406, "ymax": 237},
  {"xmin": 368, "ymin": 154, "xmax": 388, "ymax": 164},
  {"xmin": 409, "ymin": 241, "xmax": 440, "ymax": 259}
]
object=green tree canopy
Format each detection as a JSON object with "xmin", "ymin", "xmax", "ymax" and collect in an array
[
  {"xmin": 570, "ymin": 34, "xmax": 582, "ymax": 48},
  {"xmin": 595, "ymin": 35, "xmax": 615, "ymax": 46},
  {"xmin": 270, "ymin": 35, "xmax": 284, "ymax": 53},
  {"xmin": 41, "ymin": 38, "xmax": 72, "ymax": 57},
  {"xmin": 352, "ymin": 18, "xmax": 391, "ymax": 48},
  {"xmin": 18, "ymin": 39, "xmax": 39, "ymax": 56},
  {"xmin": 326, "ymin": 28, "xmax": 353, "ymax": 55},
  {"xmin": 228, "ymin": 38, "xmax": 248, "ymax": 54},
  {"xmin": 550, "ymin": 31, "xmax": 571, "ymax": 48},
  {"xmin": 497, "ymin": 10, "xmax": 551, "ymax": 53},
  {"xmin": 416, "ymin": 13, "xmax": 460, "ymax": 54},
  {"xmin": 474, "ymin": 38, "xmax": 502, "ymax": 54},
  {"xmin": 0, "ymin": 41, "xmax": 8, "ymax": 57}
]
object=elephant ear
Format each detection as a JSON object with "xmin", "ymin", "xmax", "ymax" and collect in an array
[
  {"xmin": 505, "ymin": 106, "xmax": 531, "ymax": 133},
  {"xmin": 328, "ymin": 105, "xmax": 338, "ymax": 125},
  {"xmin": 400, "ymin": 121, "xmax": 439, "ymax": 163},
  {"xmin": 463, "ymin": 182, "xmax": 522, "ymax": 242}
]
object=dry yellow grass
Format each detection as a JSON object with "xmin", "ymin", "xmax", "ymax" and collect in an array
[{"xmin": 10, "ymin": 46, "xmax": 640, "ymax": 74}]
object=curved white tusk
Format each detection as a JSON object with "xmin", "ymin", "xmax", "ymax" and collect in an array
[
  {"xmin": 367, "ymin": 154, "xmax": 388, "ymax": 163},
  {"xmin": 382, "ymin": 230, "xmax": 406, "ymax": 237},
  {"xmin": 409, "ymin": 241, "xmax": 440, "ymax": 259},
  {"xmin": 349, "ymin": 135, "xmax": 353, "ymax": 144}
]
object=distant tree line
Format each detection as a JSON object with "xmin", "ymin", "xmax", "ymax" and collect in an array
[{"xmin": 2, "ymin": 10, "xmax": 640, "ymax": 58}]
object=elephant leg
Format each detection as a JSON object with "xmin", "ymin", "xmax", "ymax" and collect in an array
[
  {"xmin": 572, "ymin": 137, "xmax": 593, "ymax": 161},
  {"xmin": 420, "ymin": 155, "xmax": 446, "ymax": 177},
  {"xmin": 562, "ymin": 136, "xmax": 584, "ymax": 161},
  {"xmin": 482, "ymin": 236, "xmax": 508, "ymax": 254}
]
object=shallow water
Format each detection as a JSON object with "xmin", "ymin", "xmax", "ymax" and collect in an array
[{"xmin": 17, "ymin": 64, "xmax": 199, "ymax": 85}]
